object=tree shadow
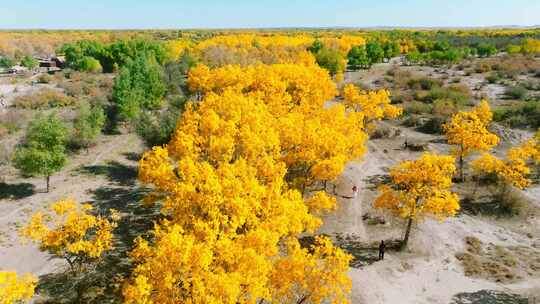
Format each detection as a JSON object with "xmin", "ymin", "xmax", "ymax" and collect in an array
[
  {"xmin": 0, "ymin": 182, "xmax": 35, "ymax": 200},
  {"xmin": 77, "ymin": 161, "xmax": 138, "ymax": 186},
  {"xmin": 123, "ymin": 152, "xmax": 142, "ymax": 162},
  {"xmin": 450, "ymin": 290, "xmax": 528, "ymax": 304}
]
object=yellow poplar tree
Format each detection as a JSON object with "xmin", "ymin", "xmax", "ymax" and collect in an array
[
  {"xmin": 443, "ymin": 100, "xmax": 499, "ymax": 180},
  {"xmin": 124, "ymin": 63, "xmax": 363, "ymax": 303},
  {"xmin": 20, "ymin": 199, "xmax": 119, "ymax": 272},
  {"xmin": 374, "ymin": 153, "xmax": 459, "ymax": 249},
  {"xmin": 0, "ymin": 271, "xmax": 36, "ymax": 304},
  {"xmin": 342, "ymin": 83, "xmax": 402, "ymax": 126},
  {"xmin": 187, "ymin": 64, "xmax": 368, "ymax": 192},
  {"xmin": 472, "ymin": 133, "xmax": 540, "ymax": 191}
]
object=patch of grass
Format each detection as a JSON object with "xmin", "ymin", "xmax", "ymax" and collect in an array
[{"xmin": 456, "ymin": 236, "xmax": 540, "ymax": 284}]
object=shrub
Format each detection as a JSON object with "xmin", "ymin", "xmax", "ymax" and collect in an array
[
  {"xmin": 0, "ymin": 109, "xmax": 31, "ymax": 135},
  {"xmin": 69, "ymin": 103, "xmax": 106, "ymax": 151},
  {"xmin": 432, "ymin": 98, "xmax": 461, "ymax": 117},
  {"xmin": 495, "ymin": 187, "xmax": 530, "ymax": 217},
  {"xmin": 505, "ymin": 85, "xmax": 527, "ymax": 99},
  {"xmin": 406, "ymin": 77, "xmax": 442, "ymax": 90},
  {"xmin": 419, "ymin": 116, "xmax": 446, "ymax": 134},
  {"xmin": 13, "ymin": 89, "xmax": 75, "ymax": 109},
  {"xmin": 404, "ymin": 101, "xmax": 432, "ymax": 115},
  {"xmin": 135, "ymin": 108, "xmax": 181, "ymax": 148},
  {"xmin": 78, "ymin": 57, "xmax": 103, "ymax": 73},
  {"xmin": 37, "ymin": 74, "xmax": 52, "ymax": 84},
  {"xmin": 485, "ymin": 73, "xmax": 501, "ymax": 84},
  {"xmin": 493, "ymin": 101, "xmax": 540, "ymax": 128},
  {"xmin": 422, "ymin": 84, "xmax": 471, "ymax": 106}
]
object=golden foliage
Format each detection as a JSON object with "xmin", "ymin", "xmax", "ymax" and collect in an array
[
  {"xmin": 375, "ymin": 153, "xmax": 460, "ymax": 221},
  {"xmin": 342, "ymin": 84, "xmax": 402, "ymax": 124},
  {"xmin": 0, "ymin": 271, "xmax": 36, "ymax": 304},
  {"xmin": 472, "ymin": 131, "xmax": 540, "ymax": 189},
  {"xmin": 125, "ymin": 63, "xmax": 365, "ymax": 303},
  {"xmin": 20, "ymin": 199, "xmax": 118, "ymax": 271},
  {"xmin": 193, "ymin": 34, "xmax": 317, "ymax": 67},
  {"xmin": 444, "ymin": 100, "xmax": 499, "ymax": 178}
]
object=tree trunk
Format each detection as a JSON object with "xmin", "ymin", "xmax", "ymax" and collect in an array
[
  {"xmin": 46, "ymin": 175, "xmax": 50, "ymax": 193},
  {"xmin": 459, "ymin": 155, "xmax": 464, "ymax": 182},
  {"xmin": 401, "ymin": 216, "xmax": 414, "ymax": 250}
]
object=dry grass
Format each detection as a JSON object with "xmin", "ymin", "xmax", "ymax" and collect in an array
[
  {"xmin": 456, "ymin": 236, "xmax": 540, "ymax": 283},
  {"xmin": 13, "ymin": 89, "xmax": 75, "ymax": 109}
]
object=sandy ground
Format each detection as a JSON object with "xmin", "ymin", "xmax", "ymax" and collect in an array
[
  {"xmin": 320, "ymin": 129, "xmax": 540, "ymax": 303},
  {"xmin": 0, "ymin": 132, "xmax": 144, "ymax": 276},
  {"xmin": 318, "ymin": 61, "xmax": 540, "ymax": 303}
]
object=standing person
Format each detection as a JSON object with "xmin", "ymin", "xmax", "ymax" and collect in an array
[
  {"xmin": 378, "ymin": 240, "xmax": 386, "ymax": 261},
  {"xmin": 352, "ymin": 185, "xmax": 358, "ymax": 198}
]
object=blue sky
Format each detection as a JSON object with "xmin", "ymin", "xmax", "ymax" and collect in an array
[{"xmin": 2, "ymin": 0, "xmax": 539, "ymax": 29}]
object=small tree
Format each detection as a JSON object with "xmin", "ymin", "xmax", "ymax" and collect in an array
[
  {"xmin": 71, "ymin": 103, "xmax": 106, "ymax": 151},
  {"xmin": 374, "ymin": 153, "xmax": 459, "ymax": 249},
  {"xmin": 13, "ymin": 113, "xmax": 68, "ymax": 192},
  {"xmin": 20, "ymin": 199, "xmax": 118, "ymax": 273},
  {"xmin": 443, "ymin": 100, "xmax": 499, "ymax": 181}
]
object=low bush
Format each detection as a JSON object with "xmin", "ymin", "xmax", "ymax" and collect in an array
[
  {"xmin": 421, "ymin": 84, "xmax": 472, "ymax": 106},
  {"xmin": 493, "ymin": 101, "xmax": 540, "ymax": 128},
  {"xmin": 135, "ymin": 108, "xmax": 182, "ymax": 148},
  {"xmin": 13, "ymin": 89, "xmax": 75, "ymax": 109},
  {"xmin": 406, "ymin": 77, "xmax": 442, "ymax": 90},
  {"xmin": 504, "ymin": 85, "xmax": 527, "ymax": 99},
  {"xmin": 485, "ymin": 73, "xmax": 502, "ymax": 84},
  {"xmin": 404, "ymin": 101, "xmax": 432, "ymax": 115},
  {"xmin": 495, "ymin": 187, "xmax": 530, "ymax": 217},
  {"xmin": 418, "ymin": 116, "xmax": 446, "ymax": 134}
]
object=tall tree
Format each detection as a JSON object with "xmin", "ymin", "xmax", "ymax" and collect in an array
[
  {"xmin": 13, "ymin": 113, "xmax": 68, "ymax": 192},
  {"xmin": 112, "ymin": 55, "xmax": 166, "ymax": 121}
]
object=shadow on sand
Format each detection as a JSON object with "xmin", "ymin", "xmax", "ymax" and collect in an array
[{"xmin": 0, "ymin": 182, "xmax": 35, "ymax": 200}]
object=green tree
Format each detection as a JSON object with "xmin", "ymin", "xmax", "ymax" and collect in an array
[
  {"xmin": 13, "ymin": 113, "xmax": 68, "ymax": 192},
  {"xmin": 315, "ymin": 48, "xmax": 345, "ymax": 75},
  {"xmin": 20, "ymin": 55, "xmax": 38, "ymax": 69},
  {"xmin": 112, "ymin": 55, "xmax": 166, "ymax": 121},
  {"xmin": 366, "ymin": 42, "xmax": 385, "ymax": 66},
  {"xmin": 70, "ymin": 103, "xmax": 106, "ymax": 151},
  {"xmin": 347, "ymin": 45, "xmax": 369, "ymax": 70}
]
